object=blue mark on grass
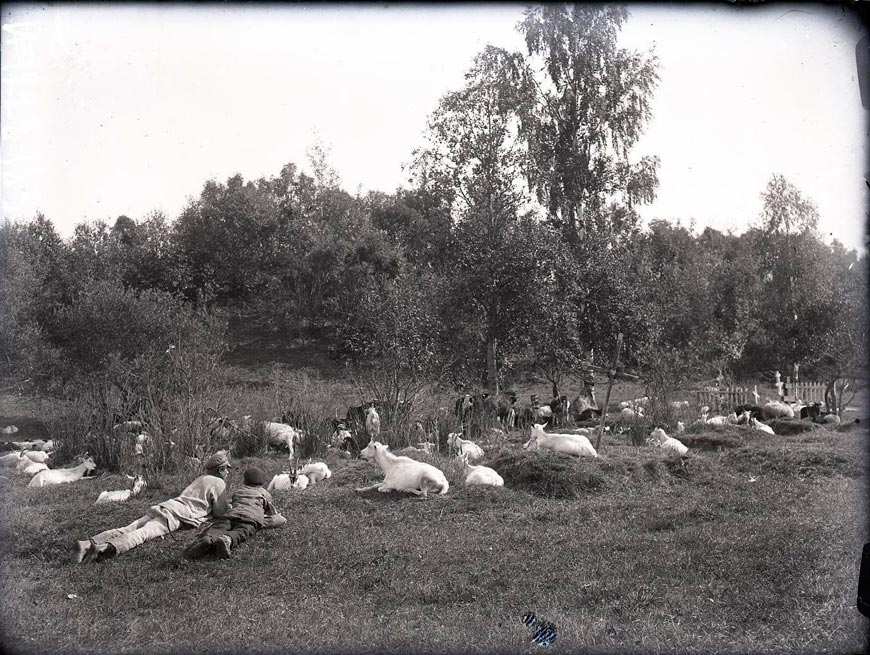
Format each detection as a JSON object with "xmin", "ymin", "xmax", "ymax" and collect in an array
[{"xmin": 521, "ymin": 612, "xmax": 557, "ymax": 646}]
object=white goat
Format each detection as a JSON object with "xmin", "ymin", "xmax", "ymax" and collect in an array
[
  {"xmin": 676, "ymin": 421, "xmax": 686, "ymax": 434},
  {"xmin": 292, "ymin": 474, "xmax": 310, "ymax": 490},
  {"xmin": 300, "ymin": 462, "xmax": 331, "ymax": 484},
  {"xmin": 267, "ymin": 473, "xmax": 294, "ymax": 492},
  {"xmin": 561, "ymin": 427, "xmax": 596, "ymax": 436},
  {"xmin": 0, "ymin": 451, "xmax": 24, "ymax": 467},
  {"xmin": 762, "ymin": 401, "xmax": 794, "ymax": 420},
  {"xmin": 133, "ymin": 433, "xmax": 151, "ymax": 456},
  {"xmin": 461, "ymin": 453, "xmax": 504, "ymax": 487},
  {"xmin": 261, "ymin": 422, "xmax": 304, "ymax": 460},
  {"xmin": 647, "ymin": 427, "xmax": 689, "ymax": 456},
  {"xmin": 619, "ymin": 407, "xmax": 644, "ymax": 420},
  {"xmin": 39, "ymin": 440, "xmax": 55, "ymax": 452},
  {"xmin": 671, "ymin": 400, "xmax": 690, "ymax": 410},
  {"xmin": 18, "ymin": 459, "xmax": 49, "ymax": 477},
  {"xmin": 1, "ymin": 425, "xmax": 19, "ymax": 434},
  {"xmin": 365, "ymin": 407, "xmax": 381, "ymax": 440},
  {"xmin": 524, "ymin": 424, "xmax": 598, "ymax": 458},
  {"xmin": 356, "ymin": 441, "xmax": 449, "ymax": 497},
  {"xmin": 706, "ymin": 412, "xmax": 737, "ymax": 427},
  {"xmin": 446, "ymin": 432, "xmax": 484, "ymax": 461},
  {"xmin": 95, "ymin": 475, "xmax": 147, "ymax": 504},
  {"xmin": 28, "ymin": 456, "xmax": 97, "ymax": 487},
  {"xmin": 11, "ymin": 440, "xmax": 39, "ymax": 450},
  {"xmin": 749, "ymin": 418, "xmax": 776, "ymax": 435},
  {"xmin": 22, "ymin": 450, "xmax": 51, "ymax": 464},
  {"xmin": 819, "ymin": 413, "xmax": 841, "ymax": 425}
]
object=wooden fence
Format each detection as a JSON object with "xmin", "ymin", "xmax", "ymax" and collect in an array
[
  {"xmin": 694, "ymin": 381, "xmax": 827, "ymax": 411},
  {"xmin": 788, "ymin": 381, "xmax": 826, "ymax": 404},
  {"xmin": 693, "ymin": 387, "xmax": 752, "ymax": 412}
]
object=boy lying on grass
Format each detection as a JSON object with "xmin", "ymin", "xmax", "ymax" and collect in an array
[
  {"xmin": 181, "ymin": 466, "xmax": 286, "ymax": 559},
  {"xmin": 76, "ymin": 451, "xmax": 232, "ymax": 564}
]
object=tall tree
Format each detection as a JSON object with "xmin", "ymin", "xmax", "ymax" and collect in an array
[
  {"xmin": 513, "ymin": 4, "xmax": 660, "ymax": 245},
  {"xmin": 412, "ymin": 46, "xmax": 543, "ymax": 392}
]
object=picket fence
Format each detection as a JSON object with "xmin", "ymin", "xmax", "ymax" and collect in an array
[
  {"xmin": 693, "ymin": 381, "xmax": 827, "ymax": 411},
  {"xmin": 693, "ymin": 387, "xmax": 753, "ymax": 411}
]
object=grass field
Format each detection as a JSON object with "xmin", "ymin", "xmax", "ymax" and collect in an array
[{"xmin": 1, "ymin": 412, "xmax": 868, "ymax": 654}]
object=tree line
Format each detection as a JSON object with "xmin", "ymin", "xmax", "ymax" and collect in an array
[{"xmin": 1, "ymin": 5, "xmax": 866, "ymax": 406}]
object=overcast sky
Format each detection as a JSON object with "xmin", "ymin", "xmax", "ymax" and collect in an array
[{"xmin": 1, "ymin": 3, "xmax": 867, "ymax": 252}]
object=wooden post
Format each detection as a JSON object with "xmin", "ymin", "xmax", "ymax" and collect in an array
[{"xmin": 595, "ymin": 333, "xmax": 623, "ymax": 452}]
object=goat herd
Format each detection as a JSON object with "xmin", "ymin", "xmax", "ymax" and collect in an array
[{"xmin": 0, "ymin": 390, "xmax": 848, "ymax": 501}]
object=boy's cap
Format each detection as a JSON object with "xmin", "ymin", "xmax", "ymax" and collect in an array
[
  {"xmin": 243, "ymin": 467, "xmax": 268, "ymax": 486},
  {"xmin": 204, "ymin": 452, "xmax": 232, "ymax": 470}
]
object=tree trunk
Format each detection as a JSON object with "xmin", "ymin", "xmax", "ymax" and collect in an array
[{"xmin": 486, "ymin": 337, "xmax": 498, "ymax": 396}]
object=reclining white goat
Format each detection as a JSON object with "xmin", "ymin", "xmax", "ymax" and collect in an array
[
  {"xmin": 461, "ymin": 453, "xmax": 504, "ymax": 487},
  {"xmin": 523, "ymin": 423, "xmax": 598, "ymax": 458},
  {"xmin": 28, "ymin": 456, "xmax": 97, "ymax": 487},
  {"xmin": 646, "ymin": 427, "xmax": 689, "ymax": 456},
  {"xmin": 95, "ymin": 475, "xmax": 147, "ymax": 504},
  {"xmin": 446, "ymin": 432, "xmax": 484, "ymax": 461},
  {"xmin": 356, "ymin": 441, "xmax": 449, "ymax": 497}
]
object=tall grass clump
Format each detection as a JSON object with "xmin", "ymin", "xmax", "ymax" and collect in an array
[{"xmin": 36, "ymin": 281, "xmax": 228, "ymax": 473}]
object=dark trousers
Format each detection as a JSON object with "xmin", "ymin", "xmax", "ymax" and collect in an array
[{"xmin": 204, "ymin": 518, "xmax": 259, "ymax": 548}]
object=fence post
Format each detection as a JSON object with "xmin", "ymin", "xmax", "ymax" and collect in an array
[{"xmin": 595, "ymin": 333, "xmax": 623, "ymax": 453}]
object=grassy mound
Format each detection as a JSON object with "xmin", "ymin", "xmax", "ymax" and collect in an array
[
  {"xmin": 768, "ymin": 418, "xmax": 827, "ymax": 436},
  {"xmin": 486, "ymin": 449, "xmax": 605, "ymax": 499}
]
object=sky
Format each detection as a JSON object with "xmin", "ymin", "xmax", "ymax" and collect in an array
[{"xmin": 1, "ymin": 3, "xmax": 868, "ymax": 253}]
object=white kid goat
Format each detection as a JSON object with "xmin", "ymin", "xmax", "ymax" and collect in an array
[
  {"xmin": 267, "ymin": 473, "xmax": 294, "ymax": 492},
  {"xmin": 646, "ymin": 428, "xmax": 689, "ymax": 456},
  {"xmin": 356, "ymin": 441, "xmax": 449, "ymax": 497},
  {"xmin": 749, "ymin": 418, "xmax": 776, "ymax": 435},
  {"xmin": 28, "ymin": 456, "xmax": 97, "ymax": 487},
  {"xmin": 461, "ymin": 453, "xmax": 504, "ymax": 487},
  {"xmin": 446, "ymin": 432, "xmax": 485, "ymax": 461},
  {"xmin": 18, "ymin": 459, "xmax": 49, "ymax": 477},
  {"xmin": 365, "ymin": 406, "xmax": 381, "ymax": 440},
  {"xmin": 95, "ymin": 475, "xmax": 147, "ymax": 504},
  {"xmin": 524, "ymin": 424, "xmax": 598, "ymax": 458},
  {"xmin": 292, "ymin": 474, "xmax": 310, "ymax": 490},
  {"xmin": 300, "ymin": 462, "xmax": 332, "ymax": 484}
]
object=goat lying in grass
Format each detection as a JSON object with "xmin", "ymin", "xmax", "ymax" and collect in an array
[
  {"xmin": 646, "ymin": 427, "xmax": 689, "ymax": 456},
  {"xmin": 0, "ymin": 451, "xmax": 23, "ymax": 467},
  {"xmin": 446, "ymin": 432, "xmax": 484, "ymax": 461},
  {"xmin": 267, "ymin": 473, "xmax": 294, "ymax": 492},
  {"xmin": 266, "ymin": 469, "xmax": 316, "ymax": 492},
  {"xmin": 18, "ymin": 459, "xmax": 48, "ymax": 477},
  {"xmin": 356, "ymin": 440, "xmax": 449, "ymax": 497},
  {"xmin": 300, "ymin": 462, "xmax": 331, "ymax": 484},
  {"xmin": 28, "ymin": 456, "xmax": 97, "ymax": 487},
  {"xmin": 762, "ymin": 401, "xmax": 794, "ymax": 420},
  {"xmin": 706, "ymin": 412, "xmax": 738, "ymax": 426},
  {"xmin": 524, "ymin": 423, "xmax": 598, "ymax": 458},
  {"xmin": 461, "ymin": 453, "xmax": 504, "ymax": 487},
  {"xmin": 96, "ymin": 475, "xmax": 147, "ymax": 504},
  {"xmin": 22, "ymin": 449, "xmax": 51, "ymax": 464},
  {"xmin": 749, "ymin": 418, "xmax": 776, "ymax": 435}
]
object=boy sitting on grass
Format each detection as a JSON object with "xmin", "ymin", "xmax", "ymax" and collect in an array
[{"xmin": 181, "ymin": 466, "xmax": 286, "ymax": 559}]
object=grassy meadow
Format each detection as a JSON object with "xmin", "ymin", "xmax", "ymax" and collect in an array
[{"xmin": 1, "ymin": 375, "xmax": 868, "ymax": 655}]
